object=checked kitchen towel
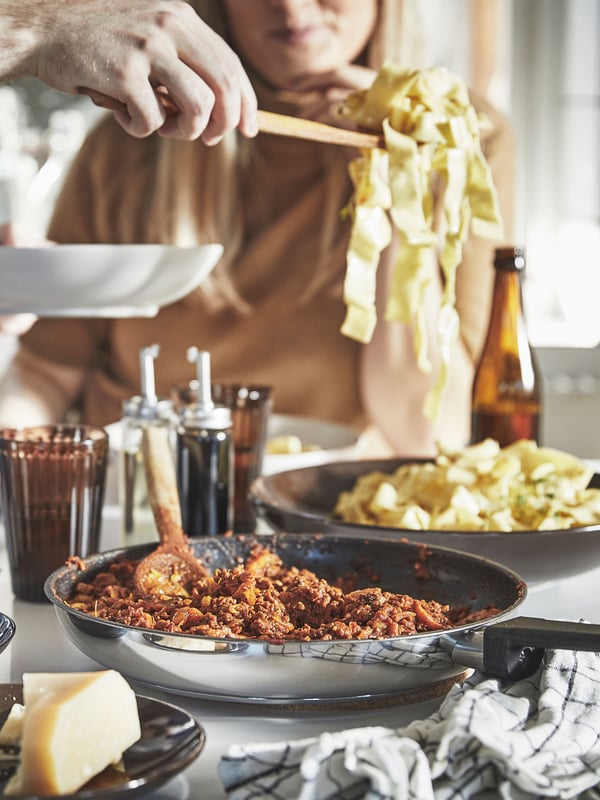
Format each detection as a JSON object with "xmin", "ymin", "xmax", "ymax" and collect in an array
[{"xmin": 219, "ymin": 648, "xmax": 600, "ymax": 799}]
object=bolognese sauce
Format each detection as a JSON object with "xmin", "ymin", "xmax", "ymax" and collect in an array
[{"xmin": 66, "ymin": 545, "xmax": 494, "ymax": 641}]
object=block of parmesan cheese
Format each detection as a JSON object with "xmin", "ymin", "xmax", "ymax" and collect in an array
[{"xmin": 3, "ymin": 670, "xmax": 141, "ymax": 796}]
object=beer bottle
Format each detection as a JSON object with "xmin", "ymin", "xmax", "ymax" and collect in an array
[{"xmin": 471, "ymin": 246, "xmax": 542, "ymax": 446}]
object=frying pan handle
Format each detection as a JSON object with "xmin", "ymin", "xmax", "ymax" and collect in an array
[
  {"xmin": 448, "ymin": 616, "xmax": 600, "ymax": 681},
  {"xmin": 483, "ymin": 616, "xmax": 600, "ymax": 680}
]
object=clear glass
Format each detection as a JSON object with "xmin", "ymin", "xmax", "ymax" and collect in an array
[{"xmin": 118, "ymin": 407, "xmax": 174, "ymax": 546}]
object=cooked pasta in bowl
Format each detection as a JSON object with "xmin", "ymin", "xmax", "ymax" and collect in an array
[{"xmin": 250, "ymin": 439, "xmax": 600, "ymax": 585}]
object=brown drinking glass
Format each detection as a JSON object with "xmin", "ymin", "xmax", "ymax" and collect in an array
[{"xmin": 0, "ymin": 425, "xmax": 108, "ymax": 602}]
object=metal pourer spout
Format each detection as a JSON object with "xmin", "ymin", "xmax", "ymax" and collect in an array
[
  {"xmin": 139, "ymin": 344, "xmax": 160, "ymax": 408},
  {"xmin": 187, "ymin": 346, "xmax": 214, "ymax": 412},
  {"xmin": 122, "ymin": 343, "xmax": 173, "ymax": 422},
  {"xmin": 183, "ymin": 347, "xmax": 231, "ymax": 430}
]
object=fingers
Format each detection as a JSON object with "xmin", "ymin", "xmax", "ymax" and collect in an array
[
  {"xmin": 40, "ymin": 0, "xmax": 258, "ymax": 142},
  {"xmin": 199, "ymin": 67, "xmax": 258, "ymax": 145},
  {"xmin": 0, "ymin": 222, "xmax": 51, "ymax": 246},
  {"xmin": 147, "ymin": 63, "xmax": 216, "ymax": 141},
  {"xmin": 111, "ymin": 80, "xmax": 170, "ymax": 139},
  {"xmin": 236, "ymin": 71, "xmax": 261, "ymax": 139},
  {"xmin": 291, "ymin": 64, "xmax": 376, "ymax": 94},
  {"xmin": 0, "ymin": 314, "xmax": 37, "ymax": 336},
  {"xmin": 288, "ymin": 65, "xmax": 377, "ymax": 125},
  {"xmin": 117, "ymin": 51, "xmax": 258, "ymax": 143},
  {"xmin": 152, "ymin": 15, "xmax": 258, "ymax": 143}
]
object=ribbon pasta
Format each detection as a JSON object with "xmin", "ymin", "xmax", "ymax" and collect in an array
[
  {"xmin": 339, "ymin": 63, "xmax": 503, "ymax": 419},
  {"xmin": 334, "ymin": 439, "xmax": 600, "ymax": 532}
]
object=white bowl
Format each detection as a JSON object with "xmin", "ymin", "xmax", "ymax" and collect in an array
[
  {"xmin": 0, "ymin": 243, "xmax": 223, "ymax": 317},
  {"xmin": 262, "ymin": 414, "xmax": 362, "ymax": 475}
]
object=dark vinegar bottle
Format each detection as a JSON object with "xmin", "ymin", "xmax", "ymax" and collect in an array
[
  {"xmin": 176, "ymin": 349, "xmax": 234, "ymax": 536},
  {"xmin": 471, "ymin": 246, "xmax": 542, "ymax": 446},
  {"xmin": 177, "ymin": 416, "xmax": 233, "ymax": 536}
]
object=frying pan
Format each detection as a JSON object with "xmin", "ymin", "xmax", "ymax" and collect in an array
[{"xmin": 45, "ymin": 534, "xmax": 600, "ymax": 706}]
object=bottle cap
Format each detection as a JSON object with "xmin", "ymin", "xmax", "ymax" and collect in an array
[
  {"xmin": 180, "ymin": 348, "xmax": 232, "ymax": 431},
  {"xmin": 179, "ymin": 402, "xmax": 232, "ymax": 430},
  {"xmin": 122, "ymin": 395, "xmax": 174, "ymax": 422},
  {"xmin": 494, "ymin": 246, "xmax": 526, "ymax": 272}
]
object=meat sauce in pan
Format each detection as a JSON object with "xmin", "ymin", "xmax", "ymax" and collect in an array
[{"xmin": 66, "ymin": 545, "xmax": 500, "ymax": 641}]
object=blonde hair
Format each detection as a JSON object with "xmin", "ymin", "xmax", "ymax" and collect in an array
[{"xmin": 145, "ymin": 0, "xmax": 424, "ymax": 307}]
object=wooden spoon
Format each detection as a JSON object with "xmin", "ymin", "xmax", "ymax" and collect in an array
[
  {"xmin": 78, "ymin": 87, "xmax": 383, "ymax": 149},
  {"xmin": 133, "ymin": 426, "xmax": 207, "ymax": 597},
  {"xmin": 256, "ymin": 109, "xmax": 383, "ymax": 149}
]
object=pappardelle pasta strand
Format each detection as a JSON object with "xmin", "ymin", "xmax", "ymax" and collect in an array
[{"xmin": 339, "ymin": 64, "xmax": 503, "ymax": 419}]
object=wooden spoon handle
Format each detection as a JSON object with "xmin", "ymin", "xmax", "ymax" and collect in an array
[
  {"xmin": 78, "ymin": 86, "xmax": 385, "ymax": 148},
  {"xmin": 257, "ymin": 109, "xmax": 383, "ymax": 149},
  {"xmin": 78, "ymin": 90, "xmax": 383, "ymax": 149},
  {"xmin": 141, "ymin": 426, "xmax": 186, "ymax": 547}
]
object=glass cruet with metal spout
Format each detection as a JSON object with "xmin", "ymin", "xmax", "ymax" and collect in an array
[{"xmin": 118, "ymin": 343, "xmax": 175, "ymax": 544}]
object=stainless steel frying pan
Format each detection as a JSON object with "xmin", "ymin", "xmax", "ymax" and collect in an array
[{"xmin": 44, "ymin": 534, "xmax": 600, "ymax": 705}]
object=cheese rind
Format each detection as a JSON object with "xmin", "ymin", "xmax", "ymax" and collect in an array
[
  {"xmin": 0, "ymin": 703, "xmax": 24, "ymax": 746},
  {"xmin": 4, "ymin": 670, "xmax": 141, "ymax": 796}
]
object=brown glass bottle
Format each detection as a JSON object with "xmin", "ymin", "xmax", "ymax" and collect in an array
[{"xmin": 471, "ymin": 246, "xmax": 542, "ymax": 446}]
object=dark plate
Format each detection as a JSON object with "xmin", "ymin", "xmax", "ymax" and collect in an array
[
  {"xmin": 250, "ymin": 458, "xmax": 600, "ymax": 585},
  {"xmin": 0, "ymin": 684, "xmax": 205, "ymax": 798},
  {"xmin": 0, "ymin": 614, "xmax": 15, "ymax": 655}
]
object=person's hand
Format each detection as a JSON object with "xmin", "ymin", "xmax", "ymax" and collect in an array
[
  {"xmin": 0, "ymin": 223, "xmax": 51, "ymax": 247},
  {"xmin": 15, "ymin": 0, "xmax": 258, "ymax": 143},
  {"xmin": 287, "ymin": 65, "xmax": 377, "ymax": 128},
  {"xmin": 0, "ymin": 313, "xmax": 36, "ymax": 336}
]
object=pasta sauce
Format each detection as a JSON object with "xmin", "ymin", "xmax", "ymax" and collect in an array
[{"xmin": 66, "ymin": 545, "xmax": 495, "ymax": 641}]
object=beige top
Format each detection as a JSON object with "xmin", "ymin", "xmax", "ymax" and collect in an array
[{"xmin": 12, "ymin": 89, "xmax": 514, "ymax": 449}]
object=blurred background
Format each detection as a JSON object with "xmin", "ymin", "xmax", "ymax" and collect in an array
[{"xmin": 0, "ymin": 0, "xmax": 598, "ymax": 456}]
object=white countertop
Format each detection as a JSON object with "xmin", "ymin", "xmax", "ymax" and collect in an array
[{"xmin": 1, "ymin": 505, "xmax": 600, "ymax": 799}]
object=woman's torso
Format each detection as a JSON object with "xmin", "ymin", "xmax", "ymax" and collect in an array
[{"xmin": 22, "ymin": 119, "xmax": 364, "ymax": 429}]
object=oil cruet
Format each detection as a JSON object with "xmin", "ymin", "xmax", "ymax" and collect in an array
[{"xmin": 119, "ymin": 344, "xmax": 175, "ymax": 544}]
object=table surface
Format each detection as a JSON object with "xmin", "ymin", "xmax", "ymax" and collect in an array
[{"xmin": 2, "ymin": 499, "xmax": 600, "ymax": 800}]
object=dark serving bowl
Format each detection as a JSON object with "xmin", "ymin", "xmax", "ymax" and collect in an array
[{"xmin": 250, "ymin": 458, "xmax": 600, "ymax": 586}]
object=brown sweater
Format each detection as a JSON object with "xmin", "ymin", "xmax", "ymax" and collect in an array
[{"xmin": 17, "ymin": 92, "xmax": 514, "ymax": 439}]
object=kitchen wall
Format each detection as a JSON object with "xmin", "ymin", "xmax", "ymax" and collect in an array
[{"xmin": 538, "ymin": 347, "xmax": 600, "ymax": 459}]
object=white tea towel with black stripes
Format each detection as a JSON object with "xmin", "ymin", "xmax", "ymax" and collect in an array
[{"xmin": 219, "ymin": 649, "xmax": 600, "ymax": 800}]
